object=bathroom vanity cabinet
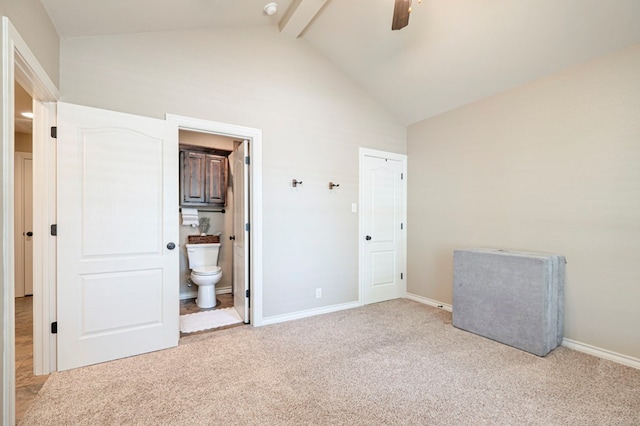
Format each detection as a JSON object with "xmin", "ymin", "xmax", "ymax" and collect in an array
[{"xmin": 180, "ymin": 146, "xmax": 229, "ymax": 207}]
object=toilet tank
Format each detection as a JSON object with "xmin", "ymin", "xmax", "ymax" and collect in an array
[{"xmin": 185, "ymin": 243, "xmax": 221, "ymax": 268}]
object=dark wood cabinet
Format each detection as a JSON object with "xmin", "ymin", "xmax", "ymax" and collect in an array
[
  {"xmin": 205, "ymin": 154, "xmax": 226, "ymax": 205},
  {"xmin": 180, "ymin": 146, "xmax": 228, "ymax": 207}
]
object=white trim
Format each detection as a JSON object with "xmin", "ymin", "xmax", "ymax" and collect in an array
[
  {"xmin": 1, "ymin": 19, "xmax": 17, "ymax": 425},
  {"xmin": 358, "ymin": 148, "xmax": 407, "ymax": 306},
  {"xmin": 180, "ymin": 286, "xmax": 232, "ymax": 300},
  {"xmin": 405, "ymin": 294, "xmax": 640, "ymax": 370},
  {"xmin": 2, "ymin": 16, "xmax": 59, "ymax": 425},
  {"xmin": 562, "ymin": 338, "xmax": 640, "ymax": 370},
  {"xmin": 180, "ymin": 291, "xmax": 198, "ymax": 300},
  {"xmin": 262, "ymin": 301, "xmax": 361, "ymax": 326},
  {"xmin": 166, "ymin": 114, "xmax": 264, "ymax": 326},
  {"xmin": 216, "ymin": 286, "xmax": 232, "ymax": 295},
  {"xmin": 405, "ymin": 293, "xmax": 453, "ymax": 312},
  {"xmin": 10, "ymin": 28, "xmax": 58, "ymax": 102}
]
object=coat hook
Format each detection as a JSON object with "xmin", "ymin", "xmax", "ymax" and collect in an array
[
  {"xmin": 329, "ymin": 182, "xmax": 340, "ymax": 190},
  {"xmin": 292, "ymin": 179, "xmax": 303, "ymax": 187}
]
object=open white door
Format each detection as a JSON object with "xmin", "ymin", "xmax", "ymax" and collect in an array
[
  {"xmin": 233, "ymin": 141, "xmax": 250, "ymax": 322},
  {"xmin": 57, "ymin": 102, "xmax": 179, "ymax": 371},
  {"xmin": 360, "ymin": 149, "xmax": 406, "ymax": 304}
]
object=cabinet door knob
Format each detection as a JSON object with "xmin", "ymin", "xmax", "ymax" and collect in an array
[
  {"xmin": 167, "ymin": 242, "xmax": 176, "ymax": 250},
  {"xmin": 365, "ymin": 235, "xmax": 372, "ymax": 241},
  {"xmin": 26, "ymin": 231, "xmax": 33, "ymax": 237},
  {"xmin": 229, "ymin": 236, "xmax": 236, "ymax": 241}
]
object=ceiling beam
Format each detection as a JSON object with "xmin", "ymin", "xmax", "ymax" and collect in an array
[{"xmin": 279, "ymin": 0, "xmax": 328, "ymax": 38}]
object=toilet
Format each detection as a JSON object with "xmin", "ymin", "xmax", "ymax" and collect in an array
[{"xmin": 186, "ymin": 243, "xmax": 223, "ymax": 309}]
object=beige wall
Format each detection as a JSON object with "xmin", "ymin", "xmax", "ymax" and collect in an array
[
  {"xmin": 14, "ymin": 132, "xmax": 31, "ymax": 153},
  {"xmin": 59, "ymin": 25, "xmax": 406, "ymax": 318},
  {"xmin": 407, "ymin": 44, "xmax": 640, "ymax": 359},
  {"xmin": 0, "ymin": 0, "xmax": 60, "ymax": 85}
]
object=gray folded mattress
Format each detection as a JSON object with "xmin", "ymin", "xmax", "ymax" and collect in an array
[{"xmin": 453, "ymin": 248, "xmax": 565, "ymax": 356}]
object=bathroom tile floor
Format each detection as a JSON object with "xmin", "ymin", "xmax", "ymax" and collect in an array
[{"xmin": 15, "ymin": 296, "xmax": 49, "ymax": 424}]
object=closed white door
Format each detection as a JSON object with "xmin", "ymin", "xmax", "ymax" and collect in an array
[
  {"xmin": 360, "ymin": 149, "xmax": 406, "ymax": 304},
  {"xmin": 233, "ymin": 141, "xmax": 250, "ymax": 322},
  {"xmin": 14, "ymin": 152, "xmax": 33, "ymax": 297},
  {"xmin": 57, "ymin": 102, "xmax": 179, "ymax": 371}
]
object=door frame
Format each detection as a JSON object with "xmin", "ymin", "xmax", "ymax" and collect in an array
[
  {"xmin": 166, "ymin": 114, "xmax": 263, "ymax": 326},
  {"xmin": 358, "ymin": 147, "xmax": 407, "ymax": 305},
  {"xmin": 1, "ymin": 16, "xmax": 59, "ymax": 425}
]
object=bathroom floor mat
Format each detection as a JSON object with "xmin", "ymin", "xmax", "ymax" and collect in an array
[{"xmin": 180, "ymin": 307, "xmax": 243, "ymax": 333}]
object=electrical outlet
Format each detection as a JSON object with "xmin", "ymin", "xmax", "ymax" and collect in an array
[{"xmin": 316, "ymin": 288, "xmax": 322, "ymax": 298}]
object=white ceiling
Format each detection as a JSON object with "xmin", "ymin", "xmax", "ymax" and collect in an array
[
  {"xmin": 39, "ymin": 0, "xmax": 640, "ymax": 125},
  {"xmin": 40, "ymin": 0, "xmax": 294, "ymax": 37}
]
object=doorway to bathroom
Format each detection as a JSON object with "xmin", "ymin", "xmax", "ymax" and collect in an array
[
  {"xmin": 178, "ymin": 130, "xmax": 248, "ymax": 333},
  {"xmin": 167, "ymin": 114, "xmax": 263, "ymax": 336}
]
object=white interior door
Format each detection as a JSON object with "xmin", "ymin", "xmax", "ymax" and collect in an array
[
  {"xmin": 233, "ymin": 140, "xmax": 249, "ymax": 322},
  {"xmin": 360, "ymin": 150, "xmax": 406, "ymax": 304},
  {"xmin": 57, "ymin": 102, "xmax": 179, "ymax": 371},
  {"xmin": 14, "ymin": 152, "xmax": 33, "ymax": 297}
]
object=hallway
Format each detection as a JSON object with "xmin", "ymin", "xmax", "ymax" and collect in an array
[{"xmin": 15, "ymin": 296, "xmax": 49, "ymax": 423}]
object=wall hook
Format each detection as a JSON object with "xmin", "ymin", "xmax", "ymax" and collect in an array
[
  {"xmin": 329, "ymin": 182, "xmax": 340, "ymax": 190},
  {"xmin": 292, "ymin": 179, "xmax": 303, "ymax": 187}
]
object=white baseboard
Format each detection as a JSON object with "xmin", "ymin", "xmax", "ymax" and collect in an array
[
  {"xmin": 261, "ymin": 301, "xmax": 361, "ymax": 326},
  {"xmin": 179, "ymin": 286, "xmax": 232, "ymax": 300},
  {"xmin": 405, "ymin": 294, "xmax": 639, "ymax": 370},
  {"xmin": 562, "ymin": 338, "xmax": 640, "ymax": 370},
  {"xmin": 180, "ymin": 291, "xmax": 197, "ymax": 300},
  {"xmin": 405, "ymin": 292, "xmax": 452, "ymax": 312}
]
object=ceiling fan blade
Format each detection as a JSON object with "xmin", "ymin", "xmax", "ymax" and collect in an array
[{"xmin": 392, "ymin": 0, "xmax": 412, "ymax": 31}]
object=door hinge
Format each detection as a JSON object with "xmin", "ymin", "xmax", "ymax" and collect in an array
[
  {"xmin": 50, "ymin": 224, "xmax": 57, "ymax": 236},
  {"xmin": 50, "ymin": 126, "xmax": 57, "ymax": 139},
  {"xmin": 401, "ymin": 172, "xmax": 404, "ymax": 180},
  {"xmin": 245, "ymin": 156, "xmax": 250, "ymax": 165},
  {"xmin": 245, "ymin": 289, "xmax": 250, "ymax": 298},
  {"xmin": 400, "ymin": 223, "xmax": 404, "ymax": 230},
  {"xmin": 51, "ymin": 322, "xmax": 58, "ymax": 334},
  {"xmin": 401, "ymin": 273, "xmax": 404, "ymax": 280},
  {"xmin": 245, "ymin": 223, "xmax": 250, "ymax": 232}
]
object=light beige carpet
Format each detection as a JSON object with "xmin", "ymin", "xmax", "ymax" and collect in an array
[{"xmin": 20, "ymin": 299, "xmax": 640, "ymax": 425}]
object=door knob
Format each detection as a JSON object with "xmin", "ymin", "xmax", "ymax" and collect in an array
[
  {"xmin": 26, "ymin": 231, "xmax": 33, "ymax": 237},
  {"xmin": 229, "ymin": 236, "xmax": 236, "ymax": 241},
  {"xmin": 166, "ymin": 242, "xmax": 176, "ymax": 250},
  {"xmin": 365, "ymin": 235, "xmax": 372, "ymax": 241}
]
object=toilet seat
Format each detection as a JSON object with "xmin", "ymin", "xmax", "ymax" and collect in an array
[{"xmin": 192, "ymin": 266, "xmax": 222, "ymax": 276}]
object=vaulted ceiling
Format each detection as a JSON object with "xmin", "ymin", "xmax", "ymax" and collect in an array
[{"xmin": 39, "ymin": 0, "xmax": 640, "ymax": 125}]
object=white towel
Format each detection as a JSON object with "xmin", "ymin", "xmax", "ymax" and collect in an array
[{"xmin": 181, "ymin": 208, "xmax": 199, "ymax": 227}]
